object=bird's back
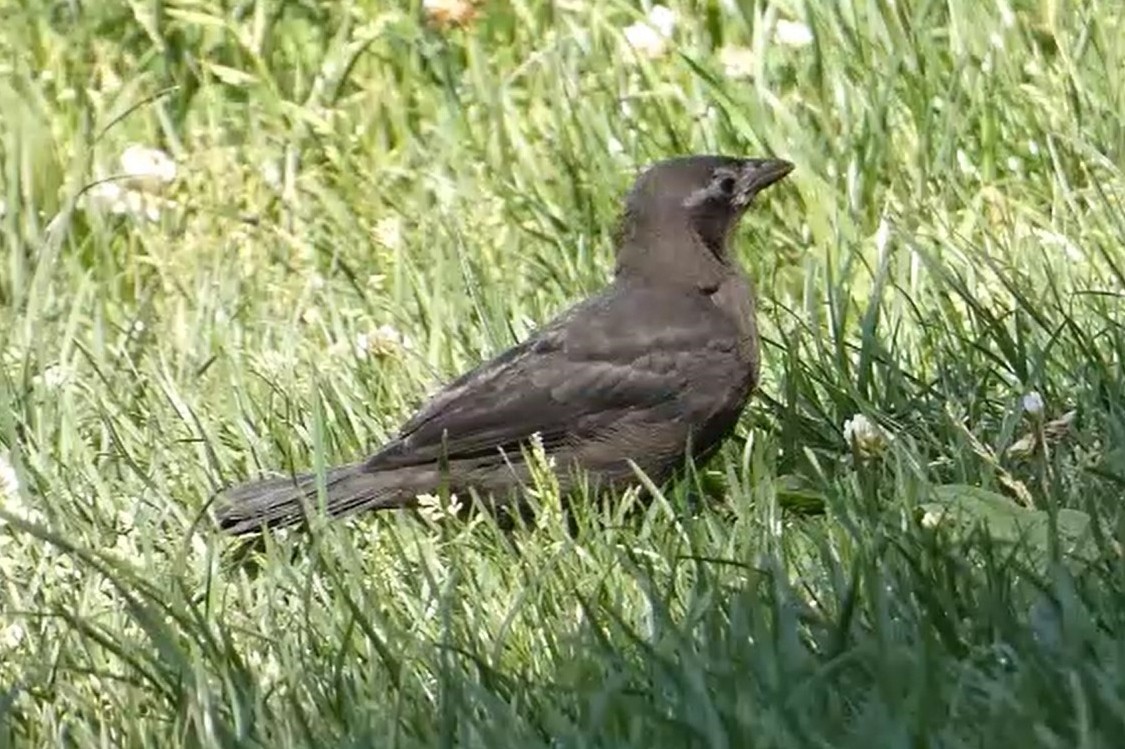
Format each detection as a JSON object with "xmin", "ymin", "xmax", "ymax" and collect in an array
[{"xmin": 366, "ymin": 279, "xmax": 757, "ymax": 488}]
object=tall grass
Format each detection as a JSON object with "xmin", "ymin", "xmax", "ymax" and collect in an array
[{"xmin": 2, "ymin": 0, "xmax": 1124, "ymax": 745}]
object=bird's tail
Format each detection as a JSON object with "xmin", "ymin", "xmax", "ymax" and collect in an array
[{"xmin": 214, "ymin": 462, "xmax": 423, "ymax": 534}]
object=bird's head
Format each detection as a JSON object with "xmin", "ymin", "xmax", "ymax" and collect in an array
[{"xmin": 614, "ymin": 155, "xmax": 793, "ymax": 286}]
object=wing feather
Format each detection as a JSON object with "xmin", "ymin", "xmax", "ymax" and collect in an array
[{"xmin": 364, "ymin": 288, "xmax": 740, "ymax": 472}]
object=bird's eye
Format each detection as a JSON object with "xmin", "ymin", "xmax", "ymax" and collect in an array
[{"xmin": 717, "ymin": 176, "xmax": 737, "ymax": 195}]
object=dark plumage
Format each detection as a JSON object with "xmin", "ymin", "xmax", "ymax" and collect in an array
[{"xmin": 216, "ymin": 155, "xmax": 793, "ymax": 534}]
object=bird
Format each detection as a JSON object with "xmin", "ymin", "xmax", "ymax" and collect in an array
[{"xmin": 215, "ymin": 154, "xmax": 794, "ymax": 534}]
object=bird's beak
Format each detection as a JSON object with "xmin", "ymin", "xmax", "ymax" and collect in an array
[{"xmin": 734, "ymin": 158, "xmax": 794, "ymax": 206}]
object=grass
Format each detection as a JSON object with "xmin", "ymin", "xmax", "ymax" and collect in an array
[{"xmin": 2, "ymin": 0, "xmax": 1125, "ymax": 745}]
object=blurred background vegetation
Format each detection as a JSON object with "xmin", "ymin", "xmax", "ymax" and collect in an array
[{"xmin": 1, "ymin": 0, "xmax": 1124, "ymax": 746}]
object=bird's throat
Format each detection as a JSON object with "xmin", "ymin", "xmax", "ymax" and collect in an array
[{"xmin": 615, "ymin": 225, "xmax": 733, "ymax": 292}]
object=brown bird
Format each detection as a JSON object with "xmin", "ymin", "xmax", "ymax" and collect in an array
[{"xmin": 216, "ymin": 155, "xmax": 793, "ymax": 534}]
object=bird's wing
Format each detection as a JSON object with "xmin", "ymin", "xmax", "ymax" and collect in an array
[{"xmin": 363, "ymin": 289, "xmax": 740, "ymax": 471}]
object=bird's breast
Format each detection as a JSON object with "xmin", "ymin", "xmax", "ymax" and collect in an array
[{"xmin": 708, "ymin": 275, "xmax": 760, "ymax": 370}]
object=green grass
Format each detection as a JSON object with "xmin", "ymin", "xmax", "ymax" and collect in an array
[{"xmin": 2, "ymin": 0, "xmax": 1125, "ymax": 745}]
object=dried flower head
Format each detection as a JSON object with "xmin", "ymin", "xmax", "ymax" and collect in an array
[
  {"xmin": 423, "ymin": 0, "xmax": 478, "ymax": 28},
  {"xmin": 843, "ymin": 413, "xmax": 891, "ymax": 459}
]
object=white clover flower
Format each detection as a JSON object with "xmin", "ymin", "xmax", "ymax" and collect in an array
[
  {"xmin": 243, "ymin": 647, "xmax": 283, "ymax": 692},
  {"xmin": 647, "ymin": 5, "xmax": 677, "ymax": 37},
  {"xmin": 352, "ymin": 331, "xmax": 372, "ymax": 356},
  {"xmin": 261, "ymin": 159, "xmax": 282, "ymax": 189},
  {"xmin": 0, "ymin": 452, "xmax": 18, "ymax": 501},
  {"xmin": 1031, "ymin": 228, "xmax": 1083, "ymax": 262},
  {"xmin": 874, "ymin": 216, "xmax": 891, "ymax": 254},
  {"xmin": 427, "ymin": 174, "xmax": 459, "ymax": 206},
  {"xmin": 32, "ymin": 364, "xmax": 69, "ymax": 390},
  {"xmin": 347, "ymin": 324, "xmax": 411, "ymax": 359},
  {"xmin": 122, "ymin": 188, "xmax": 162, "ymax": 222},
  {"xmin": 376, "ymin": 324, "xmax": 410, "ymax": 352},
  {"xmin": 921, "ymin": 508, "xmax": 944, "ymax": 528},
  {"xmin": 843, "ymin": 413, "xmax": 890, "ymax": 458},
  {"xmin": 774, "ymin": 19, "xmax": 813, "ymax": 47},
  {"xmin": 84, "ymin": 180, "xmax": 163, "ymax": 222},
  {"xmin": 0, "ymin": 452, "xmax": 42, "ymax": 527},
  {"xmin": 624, "ymin": 23, "xmax": 667, "ymax": 58},
  {"xmin": 956, "ymin": 148, "xmax": 977, "ymax": 177},
  {"xmin": 327, "ymin": 338, "xmax": 349, "ymax": 358},
  {"xmin": 1022, "ymin": 391, "xmax": 1044, "ymax": 417},
  {"xmin": 86, "ymin": 181, "xmax": 127, "ymax": 214},
  {"xmin": 82, "ymin": 144, "xmax": 177, "ymax": 220},
  {"xmin": 623, "ymin": 5, "xmax": 678, "ymax": 59},
  {"xmin": 119, "ymin": 144, "xmax": 176, "ymax": 191},
  {"xmin": 1, "ymin": 622, "xmax": 24, "ymax": 649},
  {"xmin": 718, "ymin": 45, "xmax": 756, "ymax": 79},
  {"xmin": 110, "ymin": 528, "xmax": 139, "ymax": 561},
  {"xmin": 373, "ymin": 216, "xmax": 404, "ymax": 250}
]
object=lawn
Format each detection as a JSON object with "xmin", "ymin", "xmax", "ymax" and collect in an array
[{"xmin": 2, "ymin": 0, "xmax": 1125, "ymax": 746}]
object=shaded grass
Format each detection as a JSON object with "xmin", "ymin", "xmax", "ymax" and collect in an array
[{"xmin": 2, "ymin": 0, "xmax": 1125, "ymax": 746}]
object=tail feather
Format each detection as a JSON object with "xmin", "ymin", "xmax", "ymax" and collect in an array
[{"xmin": 215, "ymin": 463, "xmax": 422, "ymax": 534}]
